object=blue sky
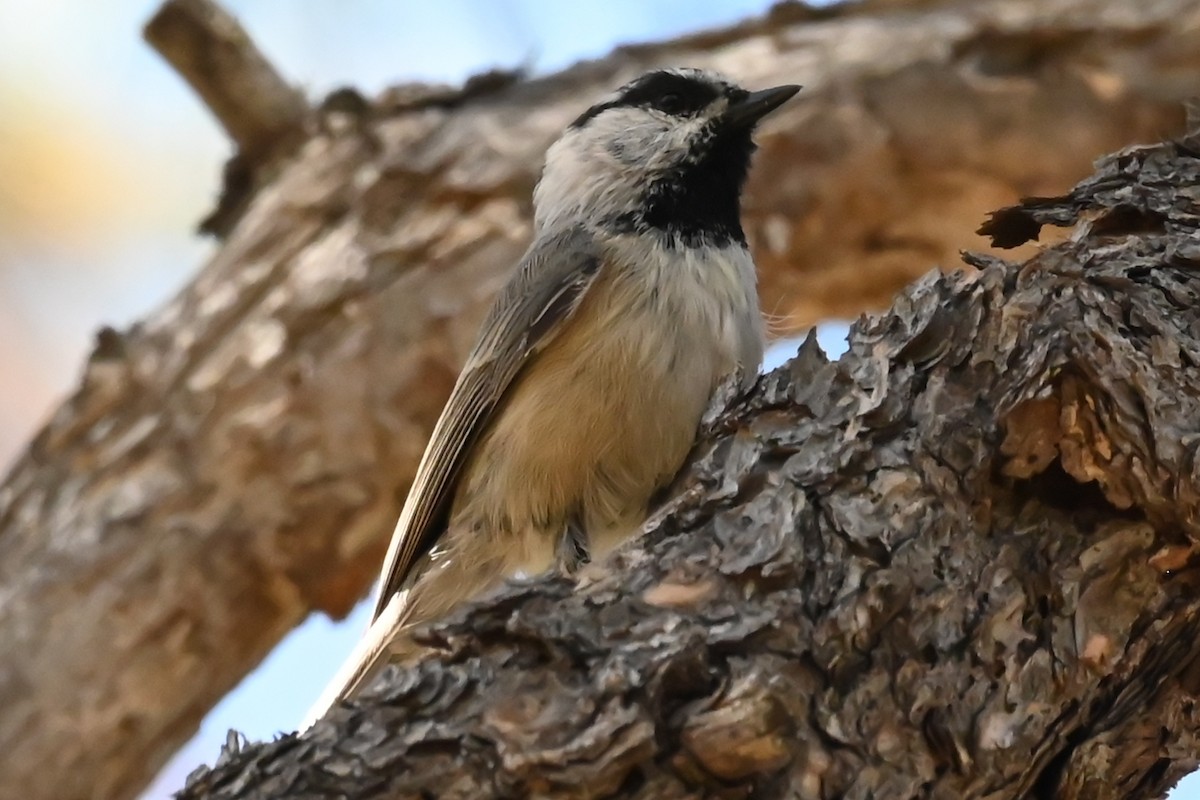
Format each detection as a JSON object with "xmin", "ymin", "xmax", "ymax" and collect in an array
[{"xmin": 0, "ymin": 2, "xmax": 1193, "ymax": 798}]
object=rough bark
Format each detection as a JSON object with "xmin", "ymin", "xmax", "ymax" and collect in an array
[
  {"xmin": 1, "ymin": 1, "xmax": 1199, "ymax": 799},
  {"xmin": 178, "ymin": 119, "xmax": 1200, "ymax": 798}
]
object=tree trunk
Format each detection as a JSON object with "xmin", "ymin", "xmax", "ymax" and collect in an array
[
  {"xmin": 179, "ymin": 121, "xmax": 1200, "ymax": 799},
  {"xmin": 1, "ymin": 0, "xmax": 1198, "ymax": 799}
]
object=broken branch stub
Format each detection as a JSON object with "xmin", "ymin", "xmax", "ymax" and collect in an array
[
  {"xmin": 144, "ymin": 0, "xmax": 308, "ymax": 159},
  {"xmin": 144, "ymin": 0, "xmax": 311, "ymax": 235}
]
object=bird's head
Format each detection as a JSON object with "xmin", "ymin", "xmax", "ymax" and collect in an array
[{"xmin": 534, "ymin": 68, "xmax": 799, "ymax": 246}]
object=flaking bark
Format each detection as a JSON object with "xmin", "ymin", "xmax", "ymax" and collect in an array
[
  {"xmin": 179, "ymin": 121, "xmax": 1200, "ymax": 799},
  {"xmin": 3, "ymin": 0, "xmax": 1200, "ymax": 798}
]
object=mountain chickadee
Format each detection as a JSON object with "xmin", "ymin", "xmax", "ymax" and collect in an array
[{"xmin": 307, "ymin": 68, "xmax": 798, "ymax": 723}]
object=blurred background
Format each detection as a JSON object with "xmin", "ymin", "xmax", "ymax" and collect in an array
[{"xmin": 0, "ymin": 1, "xmax": 1192, "ymax": 799}]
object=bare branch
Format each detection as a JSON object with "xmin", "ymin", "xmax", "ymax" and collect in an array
[{"xmin": 144, "ymin": 0, "xmax": 307, "ymax": 159}]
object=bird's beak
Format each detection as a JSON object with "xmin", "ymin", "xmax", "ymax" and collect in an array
[{"xmin": 721, "ymin": 84, "xmax": 801, "ymax": 128}]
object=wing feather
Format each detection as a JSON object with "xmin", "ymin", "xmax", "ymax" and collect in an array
[{"xmin": 369, "ymin": 226, "xmax": 604, "ymax": 621}]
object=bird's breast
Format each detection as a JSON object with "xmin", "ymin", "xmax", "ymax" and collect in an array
[
  {"xmin": 453, "ymin": 236, "xmax": 764, "ymax": 569},
  {"xmin": 613, "ymin": 236, "xmax": 765, "ymax": 379}
]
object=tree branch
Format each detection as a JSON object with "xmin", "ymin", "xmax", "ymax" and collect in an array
[
  {"xmin": 3, "ymin": 1, "xmax": 1200, "ymax": 799},
  {"xmin": 179, "ymin": 123, "xmax": 1200, "ymax": 799},
  {"xmin": 144, "ymin": 0, "xmax": 310, "ymax": 235},
  {"xmin": 145, "ymin": 0, "xmax": 307, "ymax": 157}
]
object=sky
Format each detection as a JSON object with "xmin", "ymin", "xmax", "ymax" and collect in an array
[{"xmin": 0, "ymin": 2, "xmax": 1194, "ymax": 799}]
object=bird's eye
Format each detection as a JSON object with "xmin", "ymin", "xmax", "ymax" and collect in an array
[{"xmin": 657, "ymin": 93, "xmax": 685, "ymax": 114}]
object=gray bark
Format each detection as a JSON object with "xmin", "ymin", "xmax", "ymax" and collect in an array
[
  {"xmin": 2, "ymin": 0, "xmax": 1199, "ymax": 798},
  {"xmin": 180, "ymin": 118, "xmax": 1200, "ymax": 799}
]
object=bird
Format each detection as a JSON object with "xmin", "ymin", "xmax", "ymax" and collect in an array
[{"xmin": 305, "ymin": 68, "xmax": 798, "ymax": 725}]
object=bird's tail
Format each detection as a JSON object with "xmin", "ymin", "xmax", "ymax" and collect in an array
[{"xmin": 299, "ymin": 591, "xmax": 413, "ymax": 730}]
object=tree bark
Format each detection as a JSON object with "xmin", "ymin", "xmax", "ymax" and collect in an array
[
  {"xmin": 179, "ymin": 121, "xmax": 1200, "ymax": 799},
  {"xmin": 1, "ymin": 1, "xmax": 1199, "ymax": 799}
]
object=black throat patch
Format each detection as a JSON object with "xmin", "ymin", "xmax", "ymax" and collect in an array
[{"xmin": 623, "ymin": 129, "xmax": 755, "ymax": 248}]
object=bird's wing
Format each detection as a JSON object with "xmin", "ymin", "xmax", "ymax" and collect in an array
[{"xmin": 370, "ymin": 225, "xmax": 604, "ymax": 621}]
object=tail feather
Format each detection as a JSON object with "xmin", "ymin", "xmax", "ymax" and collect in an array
[{"xmin": 300, "ymin": 592, "xmax": 411, "ymax": 730}]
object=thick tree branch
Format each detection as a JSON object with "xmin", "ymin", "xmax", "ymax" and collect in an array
[
  {"xmin": 179, "ymin": 123, "xmax": 1200, "ymax": 799},
  {"xmin": 2, "ymin": 1, "xmax": 1200, "ymax": 799}
]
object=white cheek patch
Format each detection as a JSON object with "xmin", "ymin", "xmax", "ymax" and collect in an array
[{"xmin": 531, "ymin": 99, "xmax": 725, "ymax": 231}]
